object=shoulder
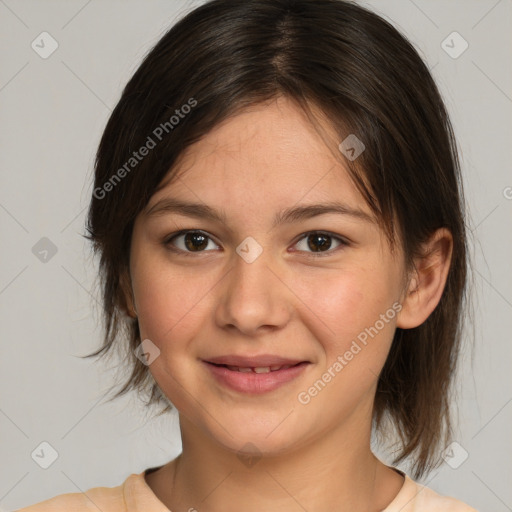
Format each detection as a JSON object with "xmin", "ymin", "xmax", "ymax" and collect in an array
[
  {"xmin": 388, "ymin": 474, "xmax": 479, "ymax": 512},
  {"xmin": 414, "ymin": 482, "xmax": 479, "ymax": 511},
  {"xmin": 15, "ymin": 475, "xmax": 131, "ymax": 512}
]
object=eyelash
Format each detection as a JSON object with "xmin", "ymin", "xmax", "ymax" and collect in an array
[{"xmin": 163, "ymin": 229, "xmax": 349, "ymax": 258}]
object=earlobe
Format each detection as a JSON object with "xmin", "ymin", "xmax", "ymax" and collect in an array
[{"xmin": 396, "ymin": 228, "xmax": 453, "ymax": 329}]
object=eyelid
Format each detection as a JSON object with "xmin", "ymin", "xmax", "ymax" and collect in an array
[{"xmin": 163, "ymin": 229, "xmax": 349, "ymax": 257}]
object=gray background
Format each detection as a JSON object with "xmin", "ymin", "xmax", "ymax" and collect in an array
[{"xmin": 0, "ymin": 0, "xmax": 511, "ymax": 510}]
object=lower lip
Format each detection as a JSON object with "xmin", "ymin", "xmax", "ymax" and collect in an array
[{"xmin": 203, "ymin": 361, "xmax": 310, "ymax": 394}]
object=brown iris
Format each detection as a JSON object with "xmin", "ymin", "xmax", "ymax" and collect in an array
[
  {"xmin": 306, "ymin": 233, "xmax": 332, "ymax": 252},
  {"xmin": 183, "ymin": 232, "xmax": 209, "ymax": 251}
]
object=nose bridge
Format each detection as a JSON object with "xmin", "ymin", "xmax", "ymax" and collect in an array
[{"xmin": 215, "ymin": 238, "xmax": 290, "ymax": 334}]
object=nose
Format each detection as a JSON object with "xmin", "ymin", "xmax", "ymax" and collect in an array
[{"xmin": 215, "ymin": 245, "xmax": 292, "ymax": 337}]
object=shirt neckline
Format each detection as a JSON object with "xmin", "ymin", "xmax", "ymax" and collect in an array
[{"xmin": 129, "ymin": 464, "xmax": 417, "ymax": 511}]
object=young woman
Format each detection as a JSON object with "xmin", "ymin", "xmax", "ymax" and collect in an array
[{"xmin": 18, "ymin": 0, "xmax": 477, "ymax": 510}]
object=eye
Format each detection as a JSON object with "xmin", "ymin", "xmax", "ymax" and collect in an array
[
  {"xmin": 164, "ymin": 230, "xmax": 220, "ymax": 255},
  {"xmin": 293, "ymin": 231, "xmax": 348, "ymax": 256},
  {"xmin": 163, "ymin": 230, "xmax": 348, "ymax": 257}
]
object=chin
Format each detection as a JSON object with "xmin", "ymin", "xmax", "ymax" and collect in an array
[{"xmin": 196, "ymin": 410, "xmax": 314, "ymax": 459}]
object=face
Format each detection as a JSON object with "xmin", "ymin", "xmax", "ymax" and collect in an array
[{"xmin": 128, "ymin": 96, "xmax": 408, "ymax": 456}]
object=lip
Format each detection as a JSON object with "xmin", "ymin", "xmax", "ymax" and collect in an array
[
  {"xmin": 204, "ymin": 354, "xmax": 306, "ymax": 367},
  {"xmin": 202, "ymin": 355, "xmax": 310, "ymax": 394}
]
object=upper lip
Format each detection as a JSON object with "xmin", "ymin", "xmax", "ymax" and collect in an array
[{"xmin": 203, "ymin": 354, "xmax": 308, "ymax": 367}]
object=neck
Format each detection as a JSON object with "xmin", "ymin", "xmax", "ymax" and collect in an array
[{"xmin": 148, "ymin": 413, "xmax": 403, "ymax": 512}]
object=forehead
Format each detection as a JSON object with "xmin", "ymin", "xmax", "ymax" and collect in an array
[{"xmin": 150, "ymin": 96, "xmax": 371, "ymax": 219}]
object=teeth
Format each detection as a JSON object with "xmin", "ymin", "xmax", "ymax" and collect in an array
[
  {"xmin": 224, "ymin": 364, "xmax": 295, "ymax": 372},
  {"xmin": 253, "ymin": 366, "xmax": 271, "ymax": 373}
]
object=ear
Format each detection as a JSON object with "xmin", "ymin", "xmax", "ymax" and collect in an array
[
  {"xmin": 396, "ymin": 228, "xmax": 453, "ymax": 329},
  {"xmin": 119, "ymin": 267, "xmax": 137, "ymax": 318}
]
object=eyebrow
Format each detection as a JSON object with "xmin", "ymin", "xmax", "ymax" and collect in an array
[{"xmin": 145, "ymin": 198, "xmax": 374, "ymax": 228}]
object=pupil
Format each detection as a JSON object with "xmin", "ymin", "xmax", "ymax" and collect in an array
[
  {"xmin": 185, "ymin": 232, "xmax": 208, "ymax": 251},
  {"xmin": 308, "ymin": 233, "xmax": 331, "ymax": 252}
]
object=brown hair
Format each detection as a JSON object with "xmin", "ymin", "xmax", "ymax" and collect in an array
[{"xmin": 85, "ymin": 0, "xmax": 469, "ymax": 479}]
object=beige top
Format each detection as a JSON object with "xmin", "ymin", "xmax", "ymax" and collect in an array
[{"xmin": 17, "ymin": 468, "xmax": 478, "ymax": 511}]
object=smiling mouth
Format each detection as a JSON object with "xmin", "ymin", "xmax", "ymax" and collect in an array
[{"xmin": 203, "ymin": 359, "xmax": 310, "ymax": 394}]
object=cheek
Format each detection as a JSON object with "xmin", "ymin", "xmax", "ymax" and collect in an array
[
  {"xmin": 131, "ymin": 248, "xmax": 211, "ymax": 347},
  {"xmin": 292, "ymin": 267, "xmax": 398, "ymax": 357},
  {"xmin": 131, "ymin": 258, "xmax": 211, "ymax": 413},
  {"xmin": 295, "ymin": 271, "xmax": 400, "ymax": 412}
]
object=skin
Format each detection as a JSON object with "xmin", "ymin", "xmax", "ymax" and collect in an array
[{"xmin": 124, "ymin": 96, "xmax": 453, "ymax": 511}]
